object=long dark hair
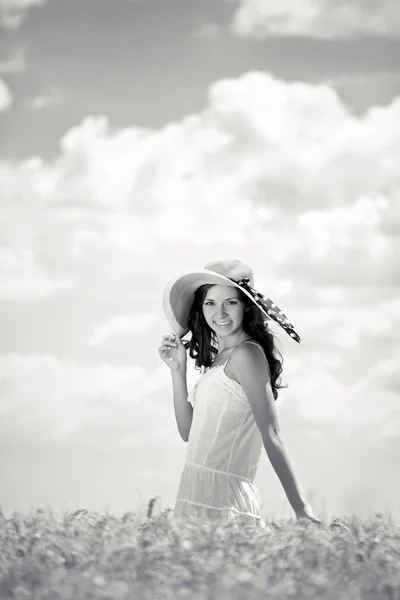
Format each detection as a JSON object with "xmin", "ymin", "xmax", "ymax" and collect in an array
[{"xmin": 182, "ymin": 284, "xmax": 287, "ymax": 401}]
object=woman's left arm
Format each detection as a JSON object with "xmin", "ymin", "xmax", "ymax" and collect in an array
[
  {"xmin": 232, "ymin": 345, "xmax": 321, "ymax": 522},
  {"xmin": 262, "ymin": 433, "xmax": 315, "ymax": 518}
]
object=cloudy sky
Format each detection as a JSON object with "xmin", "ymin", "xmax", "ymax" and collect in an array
[{"xmin": 0, "ymin": 0, "xmax": 399, "ymax": 521}]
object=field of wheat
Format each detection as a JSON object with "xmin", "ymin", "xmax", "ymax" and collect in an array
[{"xmin": 0, "ymin": 500, "xmax": 399, "ymax": 600}]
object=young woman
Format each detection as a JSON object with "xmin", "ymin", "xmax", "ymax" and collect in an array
[{"xmin": 159, "ymin": 258, "xmax": 321, "ymax": 532}]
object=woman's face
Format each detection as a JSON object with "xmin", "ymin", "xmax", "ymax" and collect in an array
[{"xmin": 202, "ymin": 285, "xmax": 246, "ymax": 339}]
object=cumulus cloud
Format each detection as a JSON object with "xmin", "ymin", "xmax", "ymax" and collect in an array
[
  {"xmin": 0, "ymin": 354, "xmax": 170, "ymax": 444},
  {"xmin": 0, "ymin": 77, "xmax": 12, "ymax": 111},
  {"xmin": 0, "ymin": 0, "xmax": 47, "ymax": 29},
  {"xmin": 25, "ymin": 85, "xmax": 63, "ymax": 110},
  {"xmin": 191, "ymin": 22, "xmax": 220, "ymax": 39},
  {"xmin": 278, "ymin": 196, "xmax": 399, "ymax": 287},
  {"xmin": 0, "ymin": 246, "xmax": 73, "ymax": 300},
  {"xmin": 281, "ymin": 338, "xmax": 400, "ymax": 425},
  {"xmin": 88, "ymin": 314, "xmax": 158, "ymax": 346},
  {"xmin": 230, "ymin": 0, "xmax": 400, "ymax": 39},
  {"xmin": 0, "ymin": 48, "xmax": 26, "ymax": 73},
  {"xmin": 0, "ymin": 71, "xmax": 399, "ymax": 303}
]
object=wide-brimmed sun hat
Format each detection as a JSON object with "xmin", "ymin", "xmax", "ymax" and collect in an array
[{"xmin": 162, "ymin": 258, "xmax": 301, "ymax": 344}]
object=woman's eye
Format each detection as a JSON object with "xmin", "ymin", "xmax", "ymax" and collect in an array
[{"xmin": 204, "ymin": 301, "xmax": 237, "ymax": 306}]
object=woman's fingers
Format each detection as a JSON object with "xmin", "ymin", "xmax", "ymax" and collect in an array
[
  {"xmin": 161, "ymin": 334, "xmax": 178, "ymax": 347},
  {"xmin": 159, "ymin": 346, "xmax": 175, "ymax": 355},
  {"xmin": 158, "ymin": 334, "xmax": 187, "ymax": 371},
  {"xmin": 158, "ymin": 335, "xmax": 178, "ymax": 358},
  {"xmin": 162, "ymin": 341, "xmax": 177, "ymax": 349}
]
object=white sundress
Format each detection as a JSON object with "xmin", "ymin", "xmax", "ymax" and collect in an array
[{"xmin": 173, "ymin": 340, "xmax": 271, "ymax": 533}]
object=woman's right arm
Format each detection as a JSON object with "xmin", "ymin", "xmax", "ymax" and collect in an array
[
  {"xmin": 158, "ymin": 333, "xmax": 193, "ymax": 442},
  {"xmin": 171, "ymin": 368, "xmax": 193, "ymax": 442}
]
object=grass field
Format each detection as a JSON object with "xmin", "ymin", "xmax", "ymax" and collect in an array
[{"xmin": 1, "ymin": 500, "xmax": 399, "ymax": 600}]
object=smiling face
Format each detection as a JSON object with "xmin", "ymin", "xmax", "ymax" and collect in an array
[{"xmin": 202, "ymin": 284, "xmax": 246, "ymax": 345}]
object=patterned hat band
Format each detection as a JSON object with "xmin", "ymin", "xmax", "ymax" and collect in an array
[{"xmin": 229, "ymin": 277, "xmax": 302, "ymax": 345}]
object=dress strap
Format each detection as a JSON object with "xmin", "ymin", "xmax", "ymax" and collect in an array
[{"xmin": 223, "ymin": 339, "xmax": 267, "ymax": 369}]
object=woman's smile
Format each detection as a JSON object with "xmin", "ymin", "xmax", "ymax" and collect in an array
[{"xmin": 202, "ymin": 284, "xmax": 247, "ymax": 348}]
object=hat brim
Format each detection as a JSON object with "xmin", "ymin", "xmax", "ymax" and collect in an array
[{"xmin": 163, "ymin": 268, "xmax": 270, "ymax": 338}]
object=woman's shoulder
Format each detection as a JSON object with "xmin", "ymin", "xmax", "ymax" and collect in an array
[
  {"xmin": 238, "ymin": 339, "xmax": 266, "ymax": 358},
  {"xmin": 234, "ymin": 339, "xmax": 265, "ymax": 359},
  {"xmin": 226, "ymin": 339, "xmax": 270, "ymax": 382}
]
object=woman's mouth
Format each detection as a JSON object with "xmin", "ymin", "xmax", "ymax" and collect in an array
[{"xmin": 215, "ymin": 320, "xmax": 232, "ymax": 327}]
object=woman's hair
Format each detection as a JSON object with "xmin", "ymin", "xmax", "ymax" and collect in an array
[{"xmin": 182, "ymin": 284, "xmax": 287, "ymax": 401}]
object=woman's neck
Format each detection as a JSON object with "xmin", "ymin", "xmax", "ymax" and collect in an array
[{"xmin": 216, "ymin": 335, "xmax": 252, "ymax": 354}]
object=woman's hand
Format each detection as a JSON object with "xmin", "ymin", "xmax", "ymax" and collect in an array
[
  {"xmin": 295, "ymin": 504, "xmax": 322, "ymax": 524},
  {"xmin": 158, "ymin": 333, "xmax": 187, "ymax": 371}
]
